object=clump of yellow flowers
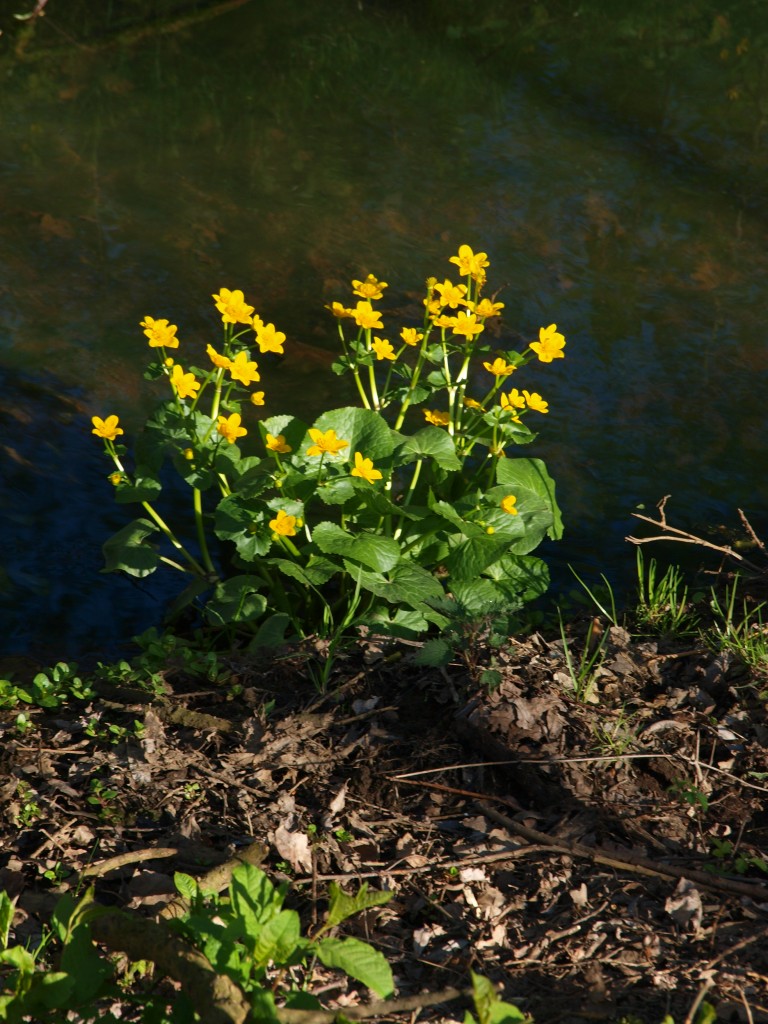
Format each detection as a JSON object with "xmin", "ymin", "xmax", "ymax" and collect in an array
[{"xmin": 91, "ymin": 246, "xmax": 565, "ymax": 646}]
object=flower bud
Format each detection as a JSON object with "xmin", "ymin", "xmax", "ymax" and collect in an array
[
  {"xmin": 486, "ymin": 525, "xmax": 495, "ymax": 535},
  {"xmin": 164, "ymin": 357, "xmax": 174, "ymax": 367},
  {"xmin": 109, "ymin": 472, "xmax": 123, "ymax": 486},
  {"xmin": 183, "ymin": 448, "xmax": 195, "ymax": 460}
]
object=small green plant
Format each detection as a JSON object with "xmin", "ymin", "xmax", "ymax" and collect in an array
[
  {"xmin": 634, "ymin": 549, "xmax": 699, "ymax": 636},
  {"xmin": 84, "ymin": 715, "xmax": 145, "ymax": 746},
  {"xmin": 14, "ymin": 781, "xmax": 41, "ymax": 827},
  {"xmin": 0, "ymin": 662, "xmax": 94, "ymax": 712},
  {"xmin": 86, "ymin": 779, "xmax": 120, "ymax": 822},
  {"xmin": 90, "ymin": 246, "xmax": 564, "ymax": 657},
  {"xmin": 569, "ymin": 565, "xmax": 620, "ymax": 626},
  {"xmin": 591, "ymin": 706, "xmax": 639, "ymax": 761},
  {"xmin": 558, "ymin": 611, "xmax": 607, "ymax": 702},
  {"xmin": 708, "ymin": 578, "xmax": 768, "ymax": 675},
  {"xmin": 668, "ymin": 778, "xmax": 709, "ymax": 814},
  {"xmin": 708, "ymin": 837, "xmax": 768, "ymax": 876}
]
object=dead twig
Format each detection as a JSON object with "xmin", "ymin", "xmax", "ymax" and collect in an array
[{"xmin": 627, "ymin": 496, "xmax": 766, "ymax": 575}]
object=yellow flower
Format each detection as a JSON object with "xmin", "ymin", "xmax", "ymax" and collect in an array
[
  {"xmin": 463, "ymin": 397, "xmax": 484, "ymax": 410},
  {"xmin": 351, "ymin": 451, "xmax": 383, "ymax": 484},
  {"xmin": 251, "ymin": 391, "xmax": 265, "ymax": 406},
  {"xmin": 423, "ymin": 409, "xmax": 450, "ymax": 427},
  {"xmin": 451, "ymin": 311, "xmax": 484, "ymax": 340},
  {"xmin": 352, "ymin": 274, "xmax": 388, "ymax": 300},
  {"xmin": 432, "ymin": 313, "xmax": 457, "ymax": 329},
  {"xmin": 92, "ymin": 415, "xmax": 124, "ymax": 441},
  {"xmin": 142, "ymin": 316, "xmax": 179, "ymax": 349},
  {"xmin": 213, "ymin": 288, "xmax": 255, "ymax": 325},
  {"xmin": 472, "ymin": 297, "xmax": 505, "ymax": 318},
  {"xmin": 501, "ymin": 494, "xmax": 518, "ymax": 515},
  {"xmin": 433, "ymin": 279, "xmax": 468, "ymax": 309},
  {"xmin": 500, "ymin": 389, "xmax": 526, "ymax": 410},
  {"xmin": 352, "ymin": 300, "xmax": 383, "ymax": 331},
  {"xmin": 306, "ymin": 428, "xmax": 349, "ymax": 457},
  {"xmin": 170, "ymin": 364, "xmax": 201, "ymax": 399},
  {"xmin": 141, "ymin": 316, "xmax": 179, "ymax": 349},
  {"xmin": 255, "ymin": 322, "xmax": 286, "ymax": 355},
  {"xmin": 372, "ymin": 336, "xmax": 396, "ymax": 361},
  {"xmin": 449, "ymin": 244, "xmax": 490, "ymax": 280},
  {"xmin": 530, "ymin": 324, "xmax": 565, "ymax": 363},
  {"xmin": 207, "ymin": 344, "xmax": 232, "ymax": 369},
  {"xmin": 523, "ymin": 390, "xmax": 548, "ymax": 413},
  {"xmin": 252, "ymin": 314, "xmax": 264, "ymax": 331},
  {"xmin": 217, "ymin": 413, "xmax": 247, "ymax": 444},
  {"xmin": 327, "ymin": 301, "xmax": 355, "ymax": 319},
  {"xmin": 265, "ymin": 433, "xmax": 292, "ymax": 454},
  {"xmin": 109, "ymin": 471, "xmax": 123, "ymax": 486},
  {"xmin": 228, "ymin": 351, "xmax": 261, "ymax": 386},
  {"xmin": 424, "ymin": 297, "xmax": 442, "ymax": 318},
  {"xmin": 269, "ymin": 510, "xmax": 298, "ymax": 537},
  {"xmin": 483, "ymin": 357, "xmax": 516, "ymax": 377},
  {"xmin": 400, "ymin": 327, "xmax": 423, "ymax": 346},
  {"xmin": 164, "ymin": 357, "xmax": 175, "ymax": 367}
]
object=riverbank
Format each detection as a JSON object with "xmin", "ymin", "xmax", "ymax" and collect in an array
[{"xmin": 2, "ymin": 569, "xmax": 767, "ymax": 1022}]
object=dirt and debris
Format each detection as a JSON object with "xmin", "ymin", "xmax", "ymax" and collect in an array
[{"xmin": 2, "ymin": 620, "xmax": 768, "ymax": 1022}]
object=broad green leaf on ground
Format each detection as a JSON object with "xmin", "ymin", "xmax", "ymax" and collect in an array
[
  {"xmin": 228, "ymin": 865, "xmax": 286, "ymax": 936},
  {"xmin": 325, "ymin": 883, "xmax": 393, "ymax": 929},
  {"xmin": 470, "ymin": 971, "xmax": 526, "ymax": 1024},
  {"xmin": 252, "ymin": 909, "xmax": 301, "ymax": 968},
  {"xmin": 315, "ymin": 937, "xmax": 394, "ymax": 998}
]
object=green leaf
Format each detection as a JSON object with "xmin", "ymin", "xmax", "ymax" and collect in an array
[
  {"xmin": 269, "ymin": 556, "xmax": 340, "ymax": 587},
  {"xmin": 483, "ymin": 553, "xmax": 550, "ymax": 604},
  {"xmin": 60, "ymin": 922, "xmax": 113, "ymax": 1004},
  {"xmin": 344, "ymin": 559, "xmax": 445, "ymax": 607},
  {"xmin": 427, "ymin": 497, "xmax": 484, "ymax": 537},
  {"xmin": 315, "ymin": 937, "xmax": 394, "ymax": 998},
  {"xmin": 0, "ymin": 892, "xmax": 12, "ymax": 950},
  {"xmin": 205, "ymin": 576, "xmax": 267, "ymax": 625},
  {"xmin": 261, "ymin": 414, "xmax": 310, "ymax": 455},
  {"xmin": 174, "ymin": 872, "xmax": 200, "ymax": 902},
  {"xmin": 252, "ymin": 909, "xmax": 301, "ymax": 968},
  {"xmin": 114, "ymin": 473, "xmax": 163, "ymax": 504},
  {"xmin": 313, "ymin": 522, "xmax": 400, "ymax": 572},
  {"xmin": 495, "ymin": 457, "xmax": 563, "ymax": 545},
  {"xmin": 102, "ymin": 518, "xmax": 159, "ymax": 577},
  {"xmin": 304, "ymin": 407, "xmax": 395, "ymax": 464},
  {"xmin": 0, "ymin": 944, "xmax": 35, "ymax": 973},
  {"xmin": 229, "ymin": 864, "xmax": 286, "ymax": 938},
  {"xmin": 249, "ymin": 612, "xmax": 292, "ymax": 648},
  {"xmin": 399, "ymin": 426, "xmax": 461, "ymax": 470},
  {"xmin": 326, "ymin": 883, "xmax": 393, "ymax": 929},
  {"xmin": 413, "ymin": 637, "xmax": 454, "ymax": 667},
  {"xmin": 445, "ymin": 534, "xmax": 520, "ymax": 580},
  {"xmin": 471, "ymin": 971, "xmax": 525, "ymax": 1024}
]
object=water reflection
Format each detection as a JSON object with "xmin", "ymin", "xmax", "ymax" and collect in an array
[{"xmin": 1, "ymin": 0, "xmax": 767, "ymax": 656}]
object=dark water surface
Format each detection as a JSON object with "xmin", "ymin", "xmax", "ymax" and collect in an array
[{"xmin": 2, "ymin": 1, "xmax": 767, "ymax": 659}]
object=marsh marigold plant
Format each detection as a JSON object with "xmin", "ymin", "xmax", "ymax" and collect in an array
[{"xmin": 91, "ymin": 246, "xmax": 564, "ymax": 644}]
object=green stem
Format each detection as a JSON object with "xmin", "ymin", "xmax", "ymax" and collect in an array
[{"xmin": 193, "ymin": 487, "xmax": 216, "ymax": 575}]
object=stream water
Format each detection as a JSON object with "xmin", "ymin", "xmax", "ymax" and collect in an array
[{"xmin": 2, "ymin": 0, "xmax": 767, "ymax": 660}]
